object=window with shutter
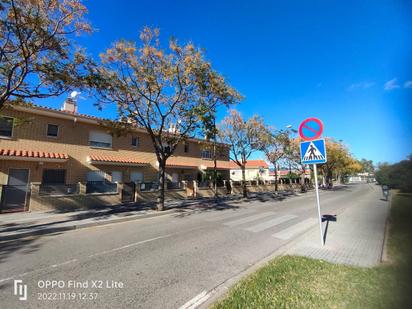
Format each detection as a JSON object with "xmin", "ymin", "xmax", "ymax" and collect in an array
[{"xmin": 89, "ymin": 131, "xmax": 112, "ymax": 148}]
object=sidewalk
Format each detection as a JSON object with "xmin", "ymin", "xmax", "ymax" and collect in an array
[
  {"xmin": 284, "ymin": 184, "xmax": 390, "ymax": 267},
  {"xmin": 0, "ymin": 198, "xmax": 218, "ymax": 241}
]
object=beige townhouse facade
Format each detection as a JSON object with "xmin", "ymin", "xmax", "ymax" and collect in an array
[
  {"xmin": 230, "ymin": 160, "xmax": 270, "ymax": 181},
  {"xmin": 0, "ymin": 99, "xmax": 230, "ymax": 212}
]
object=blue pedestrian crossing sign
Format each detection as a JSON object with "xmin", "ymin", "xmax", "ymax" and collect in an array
[{"xmin": 300, "ymin": 139, "xmax": 327, "ymax": 164}]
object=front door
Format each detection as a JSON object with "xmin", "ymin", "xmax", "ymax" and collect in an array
[{"xmin": 1, "ymin": 168, "xmax": 30, "ymax": 213}]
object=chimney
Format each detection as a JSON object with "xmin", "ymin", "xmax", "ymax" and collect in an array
[{"xmin": 62, "ymin": 97, "xmax": 78, "ymax": 113}]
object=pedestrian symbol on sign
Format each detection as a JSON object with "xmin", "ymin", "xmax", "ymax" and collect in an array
[
  {"xmin": 300, "ymin": 139, "xmax": 327, "ymax": 164},
  {"xmin": 303, "ymin": 142, "xmax": 325, "ymax": 161}
]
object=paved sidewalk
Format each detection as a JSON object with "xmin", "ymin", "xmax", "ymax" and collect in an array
[
  {"xmin": 0, "ymin": 198, "xmax": 222, "ymax": 241},
  {"xmin": 285, "ymin": 183, "xmax": 389, "ymax": 267}
]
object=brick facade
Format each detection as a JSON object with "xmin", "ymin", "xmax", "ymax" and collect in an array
[{"xmin": 0, "ymin": 103, "xmax": 230, "ymax": 211}]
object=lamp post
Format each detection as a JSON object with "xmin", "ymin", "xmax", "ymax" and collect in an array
[{"xmin": 285, "ymin": 125, "xmax": 298, "ymax": 187}]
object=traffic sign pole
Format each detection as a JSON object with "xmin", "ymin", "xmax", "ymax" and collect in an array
[{"xmin": 313, "ymin": 164, "xmax": 324, "ymax": 246}]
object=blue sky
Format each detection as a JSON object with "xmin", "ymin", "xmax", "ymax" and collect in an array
[{"xmin": 37, "ymin": 0, "xmax": 412, "ymax": 164}]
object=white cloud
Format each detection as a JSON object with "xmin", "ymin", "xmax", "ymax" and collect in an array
[
  {"xmin": 404, "ymin": 80, "xmax": 412, "ymax": 88},
  {"xmin": 347, "ymin": 81, "xmax": 375, "ymax": 91},
  {"xmin": 384, "ymin": 78, "xmax": 401, "ymax": 90}
]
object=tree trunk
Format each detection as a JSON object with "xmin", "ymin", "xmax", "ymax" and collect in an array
[
  {"xmin": 273, "ymin": 163, "xmax": 278, "ymax": 192},
  {"xmin": 300, "ymin": 169, "xmax": 306, "ymax": 192},
  {"xmin": 157, "ymin": 159, "xmax": 166, "ymax": 211},
  {"xmin": 241, "ymin": 165, "xmax": 247, "ymax": 198},
  {"xmin": 326, "ymin": 170, "xmax": 333, "ymax": 188},
  {"xmin": 213, "ymin": 141, "xmax": 217, "ymax": 198}
]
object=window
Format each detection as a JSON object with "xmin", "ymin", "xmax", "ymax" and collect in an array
[
  {"xmin": 130, "ymin": 171, "xmax": 144, "ymax": 183},
  {"xmin": 87, "ymin": 170, "xmax": 105, "ymax": 182},
  {"xmin": 47, "ymin": 124, "xmax": 59, "ymax": 137},
  {"xmin": 201, "ymin": 149, "xmax": 212, "ymax": 159},
  {"xmin": 131, "ymin": 137, "xmax": 139, "ymax": 147},
  {"xmin": 0, "ymin": 116, "xmax": 13, "ymax": 138},
  {"xmin": 111, "ymin": 171, "xmax": 122, "ymax": 183},
  {"xmin": 42, "ymin": 169, "xmax": 66, "ymax": 184},
  {"xmin": 89, "ymin": 131, "xmax": 112, "ymax": 148},
  {"xmin": 164, "ymin": 145, "xmax": 171, "ymax": 154},
  {"xmin": 184, "ymin": 142, "xmax": 189, "ymax": 153}
]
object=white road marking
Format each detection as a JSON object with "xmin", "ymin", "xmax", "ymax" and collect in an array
[
  {"xmin": 272, "ymin": 218, "xmax": 317, "ymax": 240},
  {"xmin": 87, "ymin": 235, "xmax": 172, "ymax": 258},
  {"xmin": 245, "ymin": 215, "xmax": 297, "ymax": 233},
  {"xmin": 50, "ymin": 259, "xmax": 78, "ymax": 268},
  {"xmin": 205, "ymin": 208, "xmax": 256, "ymax": 222},
  {"xmin": 0, "ymin": 234, "xmax": 171, "ymax": 283},
  {"xmin": 179, "ymin": 290, "xmax": 211, "ymax": 309},
  {"xmin": 224, "ymin": 212, "xmax": 276, "ymax": 227}
]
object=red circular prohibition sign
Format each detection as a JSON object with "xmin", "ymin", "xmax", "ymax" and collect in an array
[{"xmin": 298, "ymin": 117, "xmax": 324, "ymax": 141}]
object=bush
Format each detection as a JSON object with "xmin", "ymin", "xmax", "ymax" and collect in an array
[{"xmin": 375, "ymin": 156, "xmax": 412, "ymax": 193}]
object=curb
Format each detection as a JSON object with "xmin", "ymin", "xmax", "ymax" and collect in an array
[
  {"xmin": 198, "ymin": 191, "xmax": 355, "ymax": 309},
  {"xmin": 0, "ymin": 208, "xmax": 179, "ymax": 241},
  {"xmin": 198, "ymin": 216, "xmax": 322, "ymax": 309},
  {"xmin": 380, "ymin": 190, "xmax": 393, "ymax": 263}
]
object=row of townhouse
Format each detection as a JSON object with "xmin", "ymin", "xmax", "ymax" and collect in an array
[{"xmin": 0, "ymin": 99, "xmax": 231, "ymax": 213}]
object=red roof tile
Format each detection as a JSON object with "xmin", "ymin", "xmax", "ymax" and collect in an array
[
  {"xmin": 88, "ymin": 154, "xmax": 149, "ymax": 165},
  {"xmin": 202, "ymin": 160, "xmax": 231, "ymax": 170},
  {"xmin": 0, "ymin": 148, "xmax": 68, "ymax": 160},
  {"xmin": 229, "ymin": 160, "xmax": 269, "ymax": 169}
]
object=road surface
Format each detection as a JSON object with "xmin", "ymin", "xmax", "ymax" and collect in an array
[{"xmin": 0, "ymin": 183, "xmax": 379, "ymax": 308}]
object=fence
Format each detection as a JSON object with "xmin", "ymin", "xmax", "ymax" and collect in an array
[
  {"xmin": 39, "ymin": 184, "xmax": 80, "ymax": 196},
  {"xmin": 85, "ymin": 181, "xmax": 118, "ymax": 194},
  {"xmin": 4, "ymin": 178, "xmax": 312, "ymax": 212}
]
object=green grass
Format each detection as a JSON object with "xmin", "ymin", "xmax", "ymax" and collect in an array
[{"xmin": 212, "ymin": 192, "xmax": 412, "ymax": 309}]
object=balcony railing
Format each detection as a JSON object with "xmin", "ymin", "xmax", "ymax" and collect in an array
[
  {"xmin": 166, "ymin": 181, "xmax": 183, "ymax": 190},
  {"xmin": 39, "ymin": 184, "xmax": 79, "ymax": 196},
  {"xmin": 86, "ymin": 181, "xmax": 117, "ymax": 194},
  {"xmin": 139, "ymin": 182, "xmax": 158, "ymax": 192}
]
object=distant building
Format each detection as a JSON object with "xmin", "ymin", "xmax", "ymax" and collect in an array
[
  {"xmin": 348, "ymin": 172, "xmax": 375, "ymax": 183},
  {"xmin": 230, "ymin": 160, "xmax": 269, "ymax": 181},
  {"xmin": 268, "ymin": 168, "xmax": 311, "ymax": 181}
]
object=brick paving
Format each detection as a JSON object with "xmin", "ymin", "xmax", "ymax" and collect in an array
[{"xmin": 286, "ymin": 183, "xmax": 389, "ymax": 267}]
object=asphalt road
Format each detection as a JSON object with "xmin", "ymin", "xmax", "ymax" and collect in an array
[{"xmin": 0, "ymin": 183, "xmax": 376, "ymax": 309}]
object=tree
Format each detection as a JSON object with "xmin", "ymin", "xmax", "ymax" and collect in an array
[
  {"xmin": 198, "ymin": 76, "xmax": 242, "ymax": 197},
  {"xmin": 0, "ymin": 0, "xmax": 93, "ymax": 110},
  {"xmin": 360, "ymin": 158, "xmax": 374, "ymax": 174},
  {"xmin": 284, "ymin": 137, "xmax": 310, "ymax": 191},
  {"xmin": 93, "ymin": 27, "xmax": 240, "ymax": 210},
  {"xmin": 256, "ymin": 125, "xmax": 289, "ymax": 191},
  {"xmin": 318, "ymin": 138, "xmax": 361, "ymax": 186},
  {"xmin": 375, "ymin": 155, "xmax": 412, "ymax": 192},
  {"xmin": 219, "ymin": 109, "xmax": 264, "ymax": 197}
]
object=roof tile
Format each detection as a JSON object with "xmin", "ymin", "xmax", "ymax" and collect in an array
[{"xmin": 0, "ymin": 148, "xmax": 68, "ymax": 160}]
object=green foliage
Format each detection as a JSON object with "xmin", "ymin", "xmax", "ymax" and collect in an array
[
  {"xmin": 0, "ymin": 0, "xmax": 93, "ymax": 109},
  {"xmin": 360, "ymin": 158, "xmax": 375, "ymax": 173},
  {"xmin": 213, "ymin": 192, "xmax": 412, "ymax": 309},
  {"xmin": 93, "ymin": 27, "xmax": 241, "ymax": 160},
  {"xmin": 375, "ymin": 156, "xmax": 412, "ymax": 192},
  {"xmin": 218, "ymin": 109, "xmax": 265, "ymax": 167}
]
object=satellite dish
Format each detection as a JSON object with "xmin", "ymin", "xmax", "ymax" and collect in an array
[{"xmin": 70, "ymin": 91, "xmax": 80, "ymax": 98}]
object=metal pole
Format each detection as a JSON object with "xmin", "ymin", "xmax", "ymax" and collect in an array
[{"xmin": 313, "ymin": 164, "xmax": 324, "ymax": 246}]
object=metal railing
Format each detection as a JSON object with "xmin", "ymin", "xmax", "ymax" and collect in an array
[
  {"xmin": 198, "ymin": 181, "xmax": 211, "ymax": 188},
  {"xmin": 39, "ymin": 184, "xmax": 79, "ymax": 196},
  {"xmin": 166, "ymin": 182, "xmax": 182, "ymax": 190},
  {"xmin": 86, "ymin": 181, "xmax": 117, "ymax": 194},
  {"xmin": 139, "ymin": 182, "xmax": 158, "ymax": 192}
]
